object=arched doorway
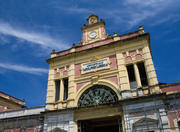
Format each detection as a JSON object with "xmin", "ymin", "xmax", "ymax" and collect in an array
[
  {"xmin": 78, "ymin": 116, "xmax": 122, "ymax": 132},
  {"xmin": 78, "ymin": 84, "xmax": 118, "ymax": 107},
  {"xmin": 77, "ymin": 85, "xmax": 122, "ymax": 132}
]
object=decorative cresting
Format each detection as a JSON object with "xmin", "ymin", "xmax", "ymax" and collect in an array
[{"xmin": 78, "ymin": 85, "xmax": 118, "ymax": 107}]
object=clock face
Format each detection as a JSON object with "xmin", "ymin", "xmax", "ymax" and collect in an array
[{"xmin": 89, "ymin": 32, "xmax": 97, "ymax": 38}]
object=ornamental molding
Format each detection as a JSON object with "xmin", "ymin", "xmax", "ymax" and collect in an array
[{"xmin": 91, "ymin": 75, "xmax": 99, "ymax": 84}]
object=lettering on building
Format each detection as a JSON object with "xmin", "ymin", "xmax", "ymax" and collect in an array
[{"xmin": 82, "ymin": 59, "xmax": 109, "ymax": 73}]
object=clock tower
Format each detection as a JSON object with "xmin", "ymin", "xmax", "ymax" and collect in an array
[{"xmin": 81, "ymin": 14, "xmax": 107, "ymax": 45}]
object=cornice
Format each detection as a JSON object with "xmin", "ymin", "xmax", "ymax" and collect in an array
[{"xmin": 46, "ymin": 33, "xmax": 150, "ymax": 64}]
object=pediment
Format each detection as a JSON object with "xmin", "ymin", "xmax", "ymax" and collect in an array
[{"xmin": 133, "ymin": 117, "xmax": 158, "ymax": 126}]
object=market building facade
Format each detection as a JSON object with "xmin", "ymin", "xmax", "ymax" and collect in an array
[
  {"xmin": 44, "ymin": 14, "xmax": 180, "ymax": 132},
  {"xmin": 0, "ymin": 14, "xmax": 180, "ymax": 132}
]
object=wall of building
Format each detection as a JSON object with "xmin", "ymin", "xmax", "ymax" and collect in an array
[
  {"xmin": 0, "ymin": 92, "xmax": 25, "ymax": 112},
  {"xmin": 46, "ymin": 32, "xmax": 160, "ymax": 110},
  {"xmin": 1, "ymin": 15, "xmax": 179, "ymax": 132},
  {"xmin": 123, "ymin": 100, "xmax": 170, "ymax": 132},
  {"xmin": 44, "ymin": 112, "xmax": 73, "ymax": 132},
  {"xmin": 0, "ymin": 106, "xmax": 45, "ymax": 131}
]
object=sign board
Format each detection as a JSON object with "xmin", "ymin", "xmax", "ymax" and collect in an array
[{"xmin": 82, "ymin": 59, "xmax": 109, "ymax": 73}]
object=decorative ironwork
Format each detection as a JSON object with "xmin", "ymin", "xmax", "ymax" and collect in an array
[{"xmin": 78, "ymin": 85, "xmax": 118, "ymax": 107}]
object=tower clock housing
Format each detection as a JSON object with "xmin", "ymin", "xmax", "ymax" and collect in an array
[{"xmin": 81, "ymin": 14, "xmax": 107, "ymax": 45}]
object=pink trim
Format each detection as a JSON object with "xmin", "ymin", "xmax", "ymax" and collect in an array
[
  {"xmin": 63, "ymin": 71, "xmax": 68, "ymax": 76},
  {"xmin": 4, "ymin": 128, "xmax": 21, "ymax": 132},
  {"xmin": 0, "ymin": 105, "xmax": 12, "ymax": 112},
  {"xmin": 129, "ymin": 50, "xmax": 136, "ymax": 56},
  {"xmin": 120, "ymin": 32, "xmax": 139, "ymax": 40},
  {"xmin": 135, "ymin": 54, "xmax": 142, "ymax": 60},
  {"xmin": 0, "ymin": 92, "xmax": 25, "ymax": 105},
  {"xmin": 75, "ymin": 39, "xmax": 114, "ymax": 52},
  {"xmin": 55, "ymin": 31, "xmax": 140, "ymax": 58},
  {"xmin": 161, "ymin": 84, "xmax": 180, "ymax": 93},
  {"xmin": 122, "ymin": 52, "xmax": 127, "ymax": 57},
  {"xmin": 125, "ymin": 56, "xmax": 132, "ymax": 63},
  {"xmin": 75, "ymin": 64, "xmax": 81, "ymax": 77},
  {"xmin": 55, "ymin": 72, "xmax": 60, "ymax": 78},
  {"xmin": 109, "ymin": 55, "xmax": 117, "ymax": 69},
  {"xmin": 56, "ymin": 50, "xmax": 70, "ymax": 57},
  {"xmin": 66, "ymin": 65, "xmax": 69, "ymax": 69},
  {"xmin": 26, "ymin": 126, "xmax": 37, "ymax": 131},
  {"xmin": 82, "ymin": 32, "xmax": 86, "ymax": 42},
  {"xmin": 76, "ymin": 82, "xmax": 88, "ymax": 92},
  {"xmin": 138, "ymin": 48, "xmax": 143, "ymax": 53},
  {"xmin": 59, "ymin": 67, "xmax": 65, "ymax": 71},
  {"xmin": 101, "ymin": 26, "xmax": 106, "ymax": 38},
  {"xmin": 103, "ymin": 76, "xmax": 118, "ymax": 85},
  {"xmin": 167, "ymin": 108, "xmax": 180, "ymax": 128}
]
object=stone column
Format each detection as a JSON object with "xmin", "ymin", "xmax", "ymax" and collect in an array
[
  {"xmin": 134, "ymin": 64, "xmax": 142, "ymax": 88},
  {"xmin": 60, "ymin": 79, "xmax": 64, "ymax": 101}
]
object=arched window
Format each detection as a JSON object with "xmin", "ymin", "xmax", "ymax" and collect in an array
[{"xmin": 78, "ymin": 85, "xmax": 118, "ymax": 107}]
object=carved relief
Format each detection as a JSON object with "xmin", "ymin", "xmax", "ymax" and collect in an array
[
  {"xmin": 123, "ymin": 48, "xmax": 143, "ymax": 63},
  {"xmin": 88, "ymin": 15, "xmax": 98, "ymax": 25},
  {"xmin": 54, "ymin": 66, "xmax": 69, "ymax": 78},
  {"xmin": 91, "ymin": 75, "xmax": 99, "ymax": 84},
  {"xmin": 91, "ymin": 56, "xmax": 99, "ymax": 61}
]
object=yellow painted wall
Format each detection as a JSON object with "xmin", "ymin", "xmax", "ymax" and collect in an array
[{"xmin": 46, "ymin": 34, "xmax": 160, "ymax": 110}]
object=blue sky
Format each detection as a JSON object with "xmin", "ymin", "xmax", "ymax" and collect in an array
[{"xmin": 0, "ymin": 0, "xmax": 180, "ymax": 107}]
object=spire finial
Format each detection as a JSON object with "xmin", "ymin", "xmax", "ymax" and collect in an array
[{"xmin": 87, "ymin": 14, "xmax": 99, "ymax": 25}]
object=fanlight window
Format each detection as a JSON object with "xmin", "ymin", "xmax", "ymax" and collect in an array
[{"xmin": 78, "ymin": 85, "xmax": 118, "ymax": 107}]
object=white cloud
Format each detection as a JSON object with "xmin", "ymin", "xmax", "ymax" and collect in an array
[
  {"xmin": 150, "ymin": 14, "xmax": 180, "ymax": 26},
  {"xmin": 54, "ymin": 0, "xmax": 179, "ymax": 30},
  {"xmin": 0, "ymin": 35, "xmax": 9, "ymax": 45},
  {"xmin": 102, "ymin": 0, "xmax": 179, "ymax": 29},
  {"xmin": 0, "ymin": 63, "xmax": 48, "ymax": 75},
  {"xmin": 63, "ymin": 7, "xmax": 92, "ymax": 14},
  {"xmin": 0, "ymin": 22, "xmax": 69, "ymax": 50},
  {"xmin": 50, "ymin": 1, "xmax": 92, "ymax": 14},
  {"xmin": 125, "ymin": 0, "xmax": 164, "ymax": 6}
]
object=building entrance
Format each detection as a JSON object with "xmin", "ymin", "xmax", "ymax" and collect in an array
[{"xmin": 78, "ymin": 116, "xmax": 122, "ymax": 132}]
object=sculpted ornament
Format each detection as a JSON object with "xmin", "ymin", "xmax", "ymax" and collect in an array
[{"xmin": 89, "ymin": 17, "xmax": 97, "ymax": 24}]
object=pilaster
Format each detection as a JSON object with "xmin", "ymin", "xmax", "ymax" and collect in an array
[
  {"xmin": 143, "ymin": 46, "xmax": 159, "ymax": 93},
  {"xmin": 116, "ymin": 52, "xmax": 132, "ymax": 99},
  {"xmin": 68, "ymin": 64, "xmax": 75, "ymax": 100},
  {"xmin": 46, "ymin": 66, "xmax": 55, "ymax": 104}
]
